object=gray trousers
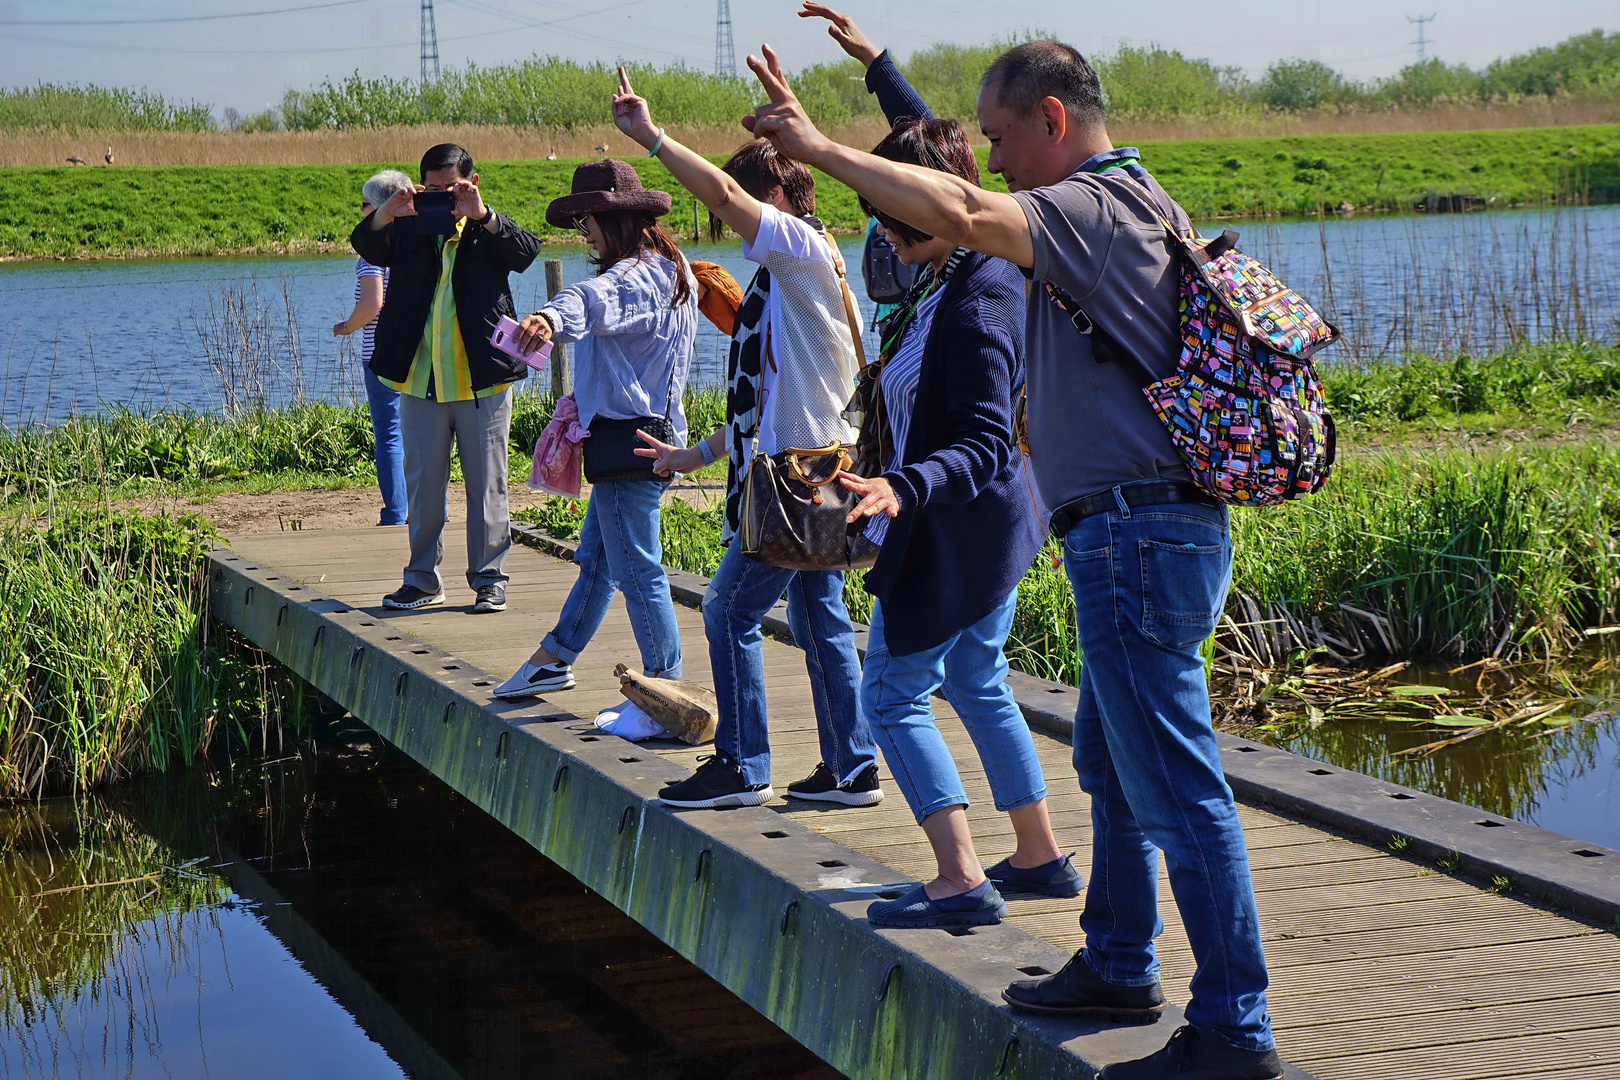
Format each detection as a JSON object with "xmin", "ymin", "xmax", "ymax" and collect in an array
[{"xmin": 399, "ymin": 388, "xmax": 512, "ymax": 593}]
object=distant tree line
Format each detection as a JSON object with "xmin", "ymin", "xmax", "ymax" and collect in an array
[{"xmin": 3, "ymin": 29, "xmax": 1618, "ymax": 133}]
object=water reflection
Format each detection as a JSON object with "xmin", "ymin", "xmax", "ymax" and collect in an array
[{"xmin": 0, "ymin": 723, "xmax": 842, "ymax": 1080}]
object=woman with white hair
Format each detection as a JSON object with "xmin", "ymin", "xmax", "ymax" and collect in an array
[{"xmin": 334, "ymin": 168, "xmax": 413, "ymax": 525}]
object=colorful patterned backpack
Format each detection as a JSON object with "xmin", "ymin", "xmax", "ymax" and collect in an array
[{"xmin": 1047, "ymin": 221, "xmax": 1339, "ymax": 506}]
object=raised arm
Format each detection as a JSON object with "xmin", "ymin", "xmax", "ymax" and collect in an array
[
  {"xmin": 798, "ymin": 3, "xmax": 932, "ymax": 123},
  {"xmin": 744, "ymin": 46, "xmax": 1033, "ymax": 268},
  {"xmin": 611, "ymin": 67, "xmax": 766, "ymax": 247}
]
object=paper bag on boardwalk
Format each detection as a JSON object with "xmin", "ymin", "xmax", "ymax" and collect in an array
[{"xmin": 614, "ymin": 664, "xmax": 718, "ymax": 745}]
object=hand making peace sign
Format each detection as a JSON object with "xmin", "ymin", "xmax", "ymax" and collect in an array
[{"xmin": 742, "ymin": 45, "xmax": 836, "ymax": 165}]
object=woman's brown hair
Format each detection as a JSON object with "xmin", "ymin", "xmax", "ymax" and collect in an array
[
  {"xmin": 858, "ymin": 119, "xmax": 980, "ymax": 245},
  {"xmin": 589, "ymin": 209, "xmax": 692, "ymax": 307},
  {"xmin": 708, "ymin": 139, "xmax": 816, "ymax": 241}
]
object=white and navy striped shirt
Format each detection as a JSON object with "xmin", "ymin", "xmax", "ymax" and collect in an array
[
  {"xmin": 866, "ymin": 286, "xmax": 944, "ymax": 545},
  {"xmin": 355, "ymin": 257, "xmax": 389, "ymax": 363}
]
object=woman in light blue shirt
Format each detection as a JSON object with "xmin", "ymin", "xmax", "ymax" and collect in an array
[{"xmin": 493, "ymin": 161, "xmax": 696, "ymax": 698}]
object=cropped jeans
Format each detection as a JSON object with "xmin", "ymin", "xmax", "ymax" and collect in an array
[
  {"xmin": 543, "ymin": 478, "xmax": 682, "ymax": 678},
  {"xmin": 862, "ymin": 594, "xmax": 1046, "ymax": 823},
  {"xmin": 704, "ymin": 542, "xmax": 876, "ymax": 787},
  {"xmin": 1061, "ymin": 491, "xmax": 1274, "ymax": 1053},
  {"xmin": 362, "ymin": 365, "xmax": 407, "ymax": 526}
]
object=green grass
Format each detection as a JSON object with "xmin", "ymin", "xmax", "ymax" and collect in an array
[
  {"xmin": 519, "ymin": 432, "xmax": 1620, "ymax": 675},
  {"xmin": 0, "ymin": 509, "xmax": 305, "ymax": 798},
  {"xmin": 4, "ymin": 125, "xmax": 1617, "ymax": 259}
]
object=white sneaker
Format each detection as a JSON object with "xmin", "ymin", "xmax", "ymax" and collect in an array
[{"xmin": 492, "ymin": 660, "xmax": 575, "ymax": 699}]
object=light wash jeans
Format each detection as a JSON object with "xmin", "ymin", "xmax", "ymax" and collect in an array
[
  {"xmin": 862, "ymin": 594, "xmax": 1046, "ymax": 824},
  {"xmin": 362, "ymin": 366, "xmax": 407, "ymax": 526},
  {"xmin": 543, "ymin": 478, "xmax": 681, "ymax": 678},
  {"xmin": 704, "ymin": 542, "xmax": 875, "ymax": 787},
  {"xmin": 1062, "ymin": 490, "xmax": 1274, "ymax": 1052}
]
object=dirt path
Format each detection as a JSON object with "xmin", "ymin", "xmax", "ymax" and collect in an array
[{"xmin": 127, "ymin": 477, "xmax": 727, "ymax": 534}]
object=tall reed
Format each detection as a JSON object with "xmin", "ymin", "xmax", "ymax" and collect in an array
[{"xmin": 0, "ymin": 509, "xmax": 297, "ymax": 798}]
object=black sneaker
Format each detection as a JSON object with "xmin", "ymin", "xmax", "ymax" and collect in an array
[
  {"xmin": 473, "ymin": 583, "xmax": 506, "ymax": 613},
  {"xmin": 785, "ymin": 762, "xmax": 884, "ymax": 806},
  {"xmin": 382, "ymin": 583, "xmax": 445, "ymax": 610},
  {"xmin": 658, "ymin": 752, "xmax": 772, "ymax": 809},
  {"xmin": 1100, "ymin": 1025, "xmax": 1283, "ymax": 1080},
  {"xmin": 1002, "ymin": 951, "xmax": 1167, "ymax": 1022}
]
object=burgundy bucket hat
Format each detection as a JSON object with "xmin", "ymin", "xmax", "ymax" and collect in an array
[{"xmin": 545, "ymin": 159, "xmax": 673, "ymax": 227}]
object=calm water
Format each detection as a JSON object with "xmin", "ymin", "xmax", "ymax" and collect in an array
[
  {"xmin": 0, "ymin": 720, "xmax": 841, "ymax": 1080},
  {"xmin": 4, "ymin": 205, "xmax": 1619, "ymax": 426},
  {"xmin": 0, "ymin": 239, "xmax": 877, "ymax": 427}
]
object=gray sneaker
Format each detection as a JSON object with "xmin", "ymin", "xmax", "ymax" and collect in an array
[
  {"xmin": 492, "ymin": 660, "xmax": 574, "ymax": 699},
  {"xmin": 473, "ymin": 583, "xmax": 506, "ymax": 613}
]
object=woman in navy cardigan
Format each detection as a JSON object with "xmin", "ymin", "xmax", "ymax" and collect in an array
[{"xmin": 816, "ymin": 24, "xmax": 1076, "ymax": 928}]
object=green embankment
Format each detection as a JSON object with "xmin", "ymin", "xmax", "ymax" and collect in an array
[{"xmin": 2, "ymin": 125, "xmax": 1617, "ymax": 259}]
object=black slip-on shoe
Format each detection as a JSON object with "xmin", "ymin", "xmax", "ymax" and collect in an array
[
  {"xmin": 785, "ymin": 762, "xmax": 884, "ymax": 806},
  {"xmin": 1099, "ymin": 1024, "xmax": 1283, "ymax": 1080},
  {"xmin": 984, "ymin": 852, "xmax": 1084, "ymax": 898},
  {"xmin": 1002, "ymin": 952, "xmax": 1167, "ymax": 1022},
  {"xmin": 866, "ymin": 881, "xmax": 1007, "ymax": 929},
  {"xmin": 473, "ymin": 583, "xmax": 506, "ymax": 613},
  {"xmin": 382, "ymin": 584, "xmax": 445, "ymax": 610},
  {"xmin": 658, "ymin": 752, "xmax": 773, "ymax": 809}
]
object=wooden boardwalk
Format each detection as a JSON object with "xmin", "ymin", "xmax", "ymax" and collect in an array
[{"xmin": 224, "ymin": 526, "xmax": 1620, "ymax": 1080}]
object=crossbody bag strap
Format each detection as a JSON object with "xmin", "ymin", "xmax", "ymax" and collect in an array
[{"xmin": 819, "ymin": 229, "xmax": 868, "ymax": 367}]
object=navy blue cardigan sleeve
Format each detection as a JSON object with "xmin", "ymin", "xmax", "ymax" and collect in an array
[
  {"xmin": 865, "ymin": 49, "xmax": 933, "ymax": 124},
  {"xmin": 882, "ymin": 270, "xmax": 1022, "ymax": 512}
]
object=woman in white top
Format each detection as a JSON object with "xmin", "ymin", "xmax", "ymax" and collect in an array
[
  {"xmin": 611, "ymin": 69, "xmax": 881, "ymax": 811},
  {"xmin": 334, "ymin": 169, "xmax": 413, "ymax": 525},
  {"xmin": 492, "ymin": 160, "xmax": 697, "ymax": 698}
]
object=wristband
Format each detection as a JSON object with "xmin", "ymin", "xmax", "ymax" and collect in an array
[
  {"xmin": 697, "ymin": 437, "xmax": 717, "ymax": 466},
  {"xmin": 475, "ymin": 205, "xmax": 495, "ymax": 226},
  {"xmin": 647, "ymin": 128, "xmax": 666, "ymax": 158}
]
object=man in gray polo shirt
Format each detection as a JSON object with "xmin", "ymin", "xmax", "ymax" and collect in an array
[{"xmin": 744, "ymin": 39, "xmax": 1282, "ymax": 1080}]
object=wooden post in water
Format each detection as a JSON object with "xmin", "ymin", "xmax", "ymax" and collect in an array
[
  {"xmin": 692, "ymin": 195, "xmax": 700, "ymax": 243},
  {"xmin": 544, "ymin": 259, "xmax": 569, "ymax": 396}
]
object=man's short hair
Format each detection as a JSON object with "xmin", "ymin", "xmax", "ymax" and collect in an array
[
  {"xmin": 982, "ymin": 41, "xmax": 1106, "ymax": 131},
  {"xmin": 420, "ymin": 143, "xmax": 474, "ymax": 179}
]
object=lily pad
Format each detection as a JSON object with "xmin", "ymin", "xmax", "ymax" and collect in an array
[
  {"xmin": 1390, "ymin": 684, "xmax": 1456, "ymax": 697},
  {"xmin": 1426, "ymin": 715, "xmax": 1489, "ymax": 728}
]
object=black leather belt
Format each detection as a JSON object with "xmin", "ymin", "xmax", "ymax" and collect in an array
[{"xmin": 1048, "ymin": 480, "xmax": 1218, "ymax": 539}]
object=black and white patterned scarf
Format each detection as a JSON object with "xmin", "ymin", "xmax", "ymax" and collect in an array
[{"xmin": 723, "ymin": 265, "xmax": 771, "ymax": 540}]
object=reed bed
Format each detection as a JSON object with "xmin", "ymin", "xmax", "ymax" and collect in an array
[
  {"xmin": 0, "ymin": 509, "xmax": 300, "ymax": 799},
  {"xmin": 516, "ymin": 439, "xmax": 1620, "ymax": 683}
]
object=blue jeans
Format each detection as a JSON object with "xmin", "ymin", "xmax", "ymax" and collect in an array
[
  {"xmin": 362, "ymin": 366, "xmax": 407, "ymax": 526},
  {"xmin": 863, "ymin": 594, "xmax": 1046, "ymax": 823},
  {"xmin": 1062, "ymin": 492, "xmax": 1273, "ymax": 1052},
  {"xmin": 543, "ymin": 479, "xmax": 682, "ymax": 678},
  {"xmin": 704, "ymin": 543, "xmax": 875, "ymax": 787}
]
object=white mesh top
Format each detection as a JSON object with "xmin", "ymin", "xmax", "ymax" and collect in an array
[{"xmin": 737, "ymin": 205, "xmax": 862, "ymax": 457}]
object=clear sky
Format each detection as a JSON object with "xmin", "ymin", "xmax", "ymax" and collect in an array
[{"xmin": 1, "ymin": 0, "xmax": 1615, "ymax": 118}]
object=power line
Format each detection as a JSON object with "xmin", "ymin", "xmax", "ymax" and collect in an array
[
  {"xmin": 0, "ymin": 0, "xmax": 380, "ymax": 27},
  {"xmin": 1407, "ymin": 13, "xmax": 1438, "ymax": 64}
]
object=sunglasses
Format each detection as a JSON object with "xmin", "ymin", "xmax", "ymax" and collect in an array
[{"xmin": 571, "ymin": 214, "xmax": 590, "ymax": 237}]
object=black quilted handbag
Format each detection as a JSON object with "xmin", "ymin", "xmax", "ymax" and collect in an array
[
  {"xmin": 738, "ymin": 444, "xmax": 879, "ymax": 572},
  {"xmin": 582, "ymin": 415, "xmax": 677, "ymax": 483}
]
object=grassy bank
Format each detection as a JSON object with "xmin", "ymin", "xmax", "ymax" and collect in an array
[
  {"xmin": 0, "ymin": 509, "xmax": 303, "ymax": 799},
  {"xmin": 3, "ymin": 125, "xmax": 1617, "ymax": 259}
]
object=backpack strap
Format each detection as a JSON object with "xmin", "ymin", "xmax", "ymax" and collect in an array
[{"xmin": 819, "ymin": 228, "xmax": 868, "ymax": 368}]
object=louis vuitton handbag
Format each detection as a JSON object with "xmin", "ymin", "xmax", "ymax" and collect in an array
[{"xmin": 738, "ymin": 443, "xmax": 880, "ymax": 571}]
